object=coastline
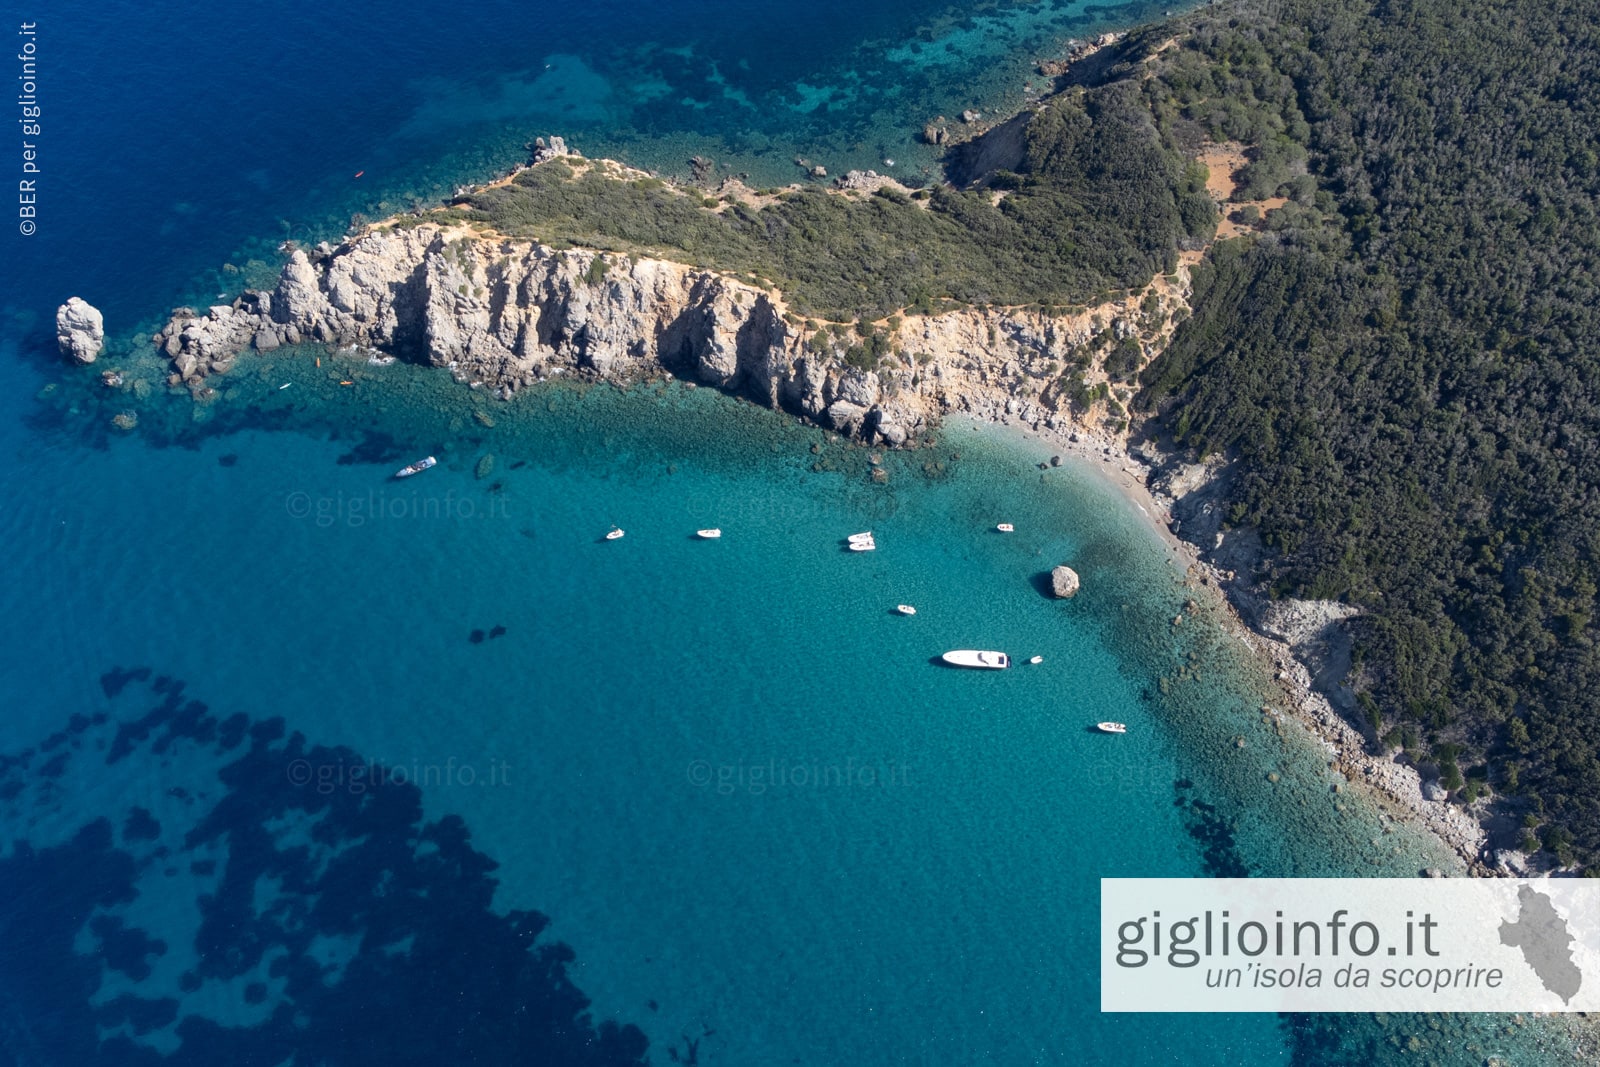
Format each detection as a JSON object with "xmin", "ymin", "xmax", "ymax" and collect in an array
[
  {"xmin": 75, "ymin": 26, "xmax": 1498, "ymax": 884},
  {"xmin": 965, "ymin": 407, "xmax": 1493, "ymax": 875}
]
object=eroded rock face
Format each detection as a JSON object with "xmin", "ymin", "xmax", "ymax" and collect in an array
[
  {"xmin": 56, "ymin": 297, "xmax": 104, "ymax": 364},
  {"xmin": 148, "ymin": 212, "xmax": 1190, "ymax": 448}
]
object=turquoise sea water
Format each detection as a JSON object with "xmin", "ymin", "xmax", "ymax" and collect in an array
[
  {"xmin": 4, "ymin": 350, "xmax": 1565, "ymax": 1063},
  {"xmin": 1, "ymin": 0, "xmax": 1579, "ymax": 1062}
]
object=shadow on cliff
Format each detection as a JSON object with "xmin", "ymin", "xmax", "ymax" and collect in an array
[{"xmin": 0, "ymin": 668, "xmax": 651, "ymax": 1065}]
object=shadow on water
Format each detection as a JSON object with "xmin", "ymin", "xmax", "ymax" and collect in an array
[
  {"xmin": 0, "ymin": 668, "xmax": 652, "ymax": 1065},
  {"xmin": 1027, "ymin": 571, "xmax": 1059, "ymax": 600}
]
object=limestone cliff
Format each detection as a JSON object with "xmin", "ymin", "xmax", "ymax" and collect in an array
[{"xmin": 153, "ymin": 220, "xmax": 1189, "ymax": 448}]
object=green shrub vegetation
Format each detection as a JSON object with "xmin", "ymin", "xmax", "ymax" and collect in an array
[
  {"xmin": 1136, "ymin": 0, "xmax": 1600, "ymax": 867},
  {"xmin": 468, "ymin": 0, "xmax": 1600, "ymax": 866},
  {"xmin": 464, "ymin": 83, "xmax": 1215, "ymax": 321}
]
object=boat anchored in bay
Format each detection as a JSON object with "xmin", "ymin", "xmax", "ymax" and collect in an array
[
  {"xmin": 394, "ymin": 456, "xmax": 436, "ymax": 478},
  {"xmin": 941, "ymin": 650, "xmax": 1009, "ymax": 670}
]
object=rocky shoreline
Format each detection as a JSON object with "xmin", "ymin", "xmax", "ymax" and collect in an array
[
  {"xmin": 950, "ymin": 407, "xmax": 1494, "ymax": 874},
  {"xmin": 63, "ymin": 137, "xmax": 1505, "ymax": 879}
]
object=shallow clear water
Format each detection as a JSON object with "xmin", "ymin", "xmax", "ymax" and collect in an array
[
  {"xmin": 6, "ymin": 353, "xmax": 1553, "ymax": 1063},
  {"xmin": 1, "ymin": 0, "xmax": 1578, "ymax": 1062}
]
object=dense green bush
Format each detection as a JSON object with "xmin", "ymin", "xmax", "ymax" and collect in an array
[
  {"xmin": 464, "ymin": 81, "xmax": 1214, "ymax": 321},
  {"xmin": 1138, "ymin": 0, "xmax": 1600, "ymax": 867}
]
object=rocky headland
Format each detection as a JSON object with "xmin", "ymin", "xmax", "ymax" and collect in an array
[
  {"xmin": 149, "ymin": 176, "xmax": 1188, "ymax": 455},
  {"xmin": 70, "ymin": 130, "xmax": 1502, "ymax": 876}
]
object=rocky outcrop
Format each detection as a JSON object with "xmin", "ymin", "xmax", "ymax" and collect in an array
[
  {"xmin": 56, "ymin": 297, "xmax": 104, "ymax": 364},
  {"xmin": 150, "ymin": 222, "xmax": 945, "ymax": 444},
  {"xmin": 1050, "ymin": 565, "xmax": 1081, "ymax": 598},
  {"xmin": 831, "ymin": 170, "xmax": 921, "ymax": 196},
  {"xmin": 155, "ymin": 299, "xmax": 265, "ymax": 381},
  {"xmin": 529, "ymin": 136, "xmax": 574, "ymax": 165},
  {"xmin": 1253, "ymin": 598, "xmax": 1360, "ymax": 648},
  {"xmin": 150, "ymin": 201, "xmax": 1190, "ymax": 449}
]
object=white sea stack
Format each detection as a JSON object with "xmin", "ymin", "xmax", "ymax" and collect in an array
[{"xmin": 56, "ymin": 297, "xmax": 104, "ymax": 364}]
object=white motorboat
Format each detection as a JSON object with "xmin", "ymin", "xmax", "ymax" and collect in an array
[
  {"xmin": 394, "ymin": 455, "xmax": 437, "ymax": 478},
  {"xmin": 1028, "ymin": 655, "xmax": 1043, "ymax": 665},
  {"xmin": 996, "ymin": 523, "xmax": 1015, "ymax": 533},
  {"xmin": 847, "ymin": 531, "xmax": 874, "ymax": 543},
  {"xmin": 941, "ymin": 650, "xmax": 1009, "ymax": 670},
  {"xmin": 695, "ymin": 529, "xmax": 722, "ymax": 539},
  {"xmin": 1095, "ymin": 722, "xmax": 1127, "ymax": 734},
  {"xmin": 848, "ymin": 538, "xmax": 876, "ymax": 552},
  {"xmin": 605, "ymin": 527, "xmax": 625, "ymax": 541},
  {"xmin": 896, "ymin": 605, "xmax": 916, "ymax": 616}
]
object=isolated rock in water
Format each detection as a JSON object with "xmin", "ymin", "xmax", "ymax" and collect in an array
[
  {"xmin": 56, "ymin": 297, "xmax": 104, "ymax": 363},
  {"xmin": 1050, "ymin": 565, "xmax": 1081, "ymax": 598}
]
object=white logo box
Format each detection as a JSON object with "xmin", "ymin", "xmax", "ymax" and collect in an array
[{"xmin": 1101, "ymin": 878, "xmax": 1600, "ymax": 1012}]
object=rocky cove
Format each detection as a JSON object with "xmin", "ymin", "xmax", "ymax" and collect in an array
[{"xmin": 62, "ymin": 147, "xmax": 1505, "ymax": 878}]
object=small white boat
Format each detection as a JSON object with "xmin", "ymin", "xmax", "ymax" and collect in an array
[
  {"xmin": 394, "ymin": 455, "xmax": 437, "ymax": 478},
  {"xmin": 278, "ymin": 382, "xmax": 293, "ymax": 390},
  {"xmin": 848, "ymin": 538, "xmax": 876, "ymax": 552},
  {"xmin": 1028, "ymin": 655, "xmax": 1043, "ymax": 665},
  {"xmin": 941, "ymin": 650, "xmax": 1009, "ymax": 670},
  {"xmin": 695, "ymin": 529, "xmax": 722, "ymax": 539},
  {"xmin": 847, "ymin": 531, "xmax": 874, "ymax": 544},
  {"xmin": 605, "ymin": 527, "xmax": 625, "ymax": 541},
  {"xmin": 996, "ymin": 523, "xmax": 1015, "ymax": 533},
  {"xmin": 896, "ymin": 605, "xmax": 916, "ymax": 616},
  {"xmin": 1096, "ymin": 722, "xmax": 1127, "ymax": 734}
]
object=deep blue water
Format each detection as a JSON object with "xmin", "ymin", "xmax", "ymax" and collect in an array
[{"xmin": 0, "ymin": 1, "xmax": 1573, "ymax": 1064}]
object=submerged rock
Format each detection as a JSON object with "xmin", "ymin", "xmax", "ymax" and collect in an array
[
  {"xmin": 1050, "ymin": 565, "xmax": 1080, "ymax": 598},
  {"xmin": 56, "ymin": 297, "xmax": 104, "ymax": 364}
]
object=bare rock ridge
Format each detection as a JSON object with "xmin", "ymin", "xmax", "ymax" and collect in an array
[
  {"xmin": 56, "ymin": 297, "xmax": 104, "ymax": 364},
  {"xmin": 152, "ymin": 220, "xmax": 1189, "ymax": 449}
]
